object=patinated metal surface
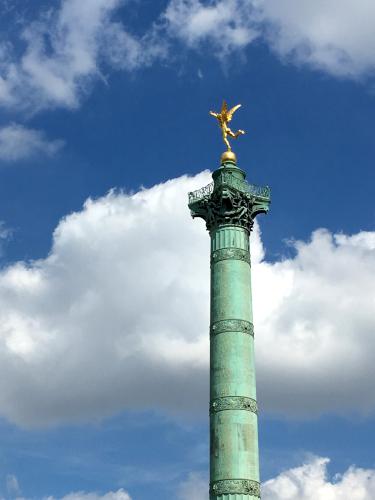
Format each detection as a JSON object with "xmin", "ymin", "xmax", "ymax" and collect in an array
[{"xmin": 188, "ymin": 156, "xmax": 270, "ymax": 499}]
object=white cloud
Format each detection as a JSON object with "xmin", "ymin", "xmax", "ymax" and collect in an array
[
  {"xmin": 260, "ymin": 0, "xmax": 375, "ymax": 78},
  {"xmin": 0, "ymin": 222, "xmax": 11, "ymax": 239},
  {"xmin": 0, "ymin": 172, "xmax": 211, "ymax": 427},
  {"xmin": 0, "ymin": 124, "xmax": 63, "ymax": 162},
  {"xmin": 0, "ymin": 171, "xmax": 374, "ymax": 427},
  {"xmin": 0, "ymin": 222, "xmax": 12, "ymax": 257},
  {"xmin": 45, "ymin": 489, "xmax": 131, "ymax": 500},
  {"xmin": 262, "ymin": 456, "xmax": 375, "ymax": 500},
  {"xmin": 179, "ymin": 458, "xmax": 375, "ymax": 500},
  {"xmin": 254, "ymin": 228, "xmax": 375, "ymax": 417},
  {"xmin": 6, "ymin": 474, "xmax": 21, "ymax": 497},
  {"xmin": 2, "ymin": 474, "xmax": 131, "ymax": 500},
  {"xmin": 164, "ymin": 0, "xmax": 375, "ymax": 78},
  {"xmin": 0, "ymin": 0, "xmax": 166, "ymax": 112},
  {"xmin": 177, "ymin": 472, "xmax": 207, "ymax": 500},
  {"xmin": 2, "ymin": 0, "xmax": 373, "ymax": 113},
  {"xmin": 164, "ymin": 0, "xmax": 259, "ymax": 55}
]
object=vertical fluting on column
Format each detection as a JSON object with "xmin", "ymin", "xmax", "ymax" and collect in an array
[{"xmin": 188, "ymin": 157, "xmax": 270, "ymax": 500}]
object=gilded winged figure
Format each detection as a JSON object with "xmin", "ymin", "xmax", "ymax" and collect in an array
[{"xmin": 210, "ymin": 100, "xmax": 245, "ymax": 151}]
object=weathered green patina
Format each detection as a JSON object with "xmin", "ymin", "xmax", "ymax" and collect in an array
[{"xmin": 188, "ymin": 158, "xmax": 270, "ymax": 499}]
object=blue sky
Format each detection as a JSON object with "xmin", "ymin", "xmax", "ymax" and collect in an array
[{"xmin": 0, "ymin": 1, "xmax": 374, "ymax": 499}]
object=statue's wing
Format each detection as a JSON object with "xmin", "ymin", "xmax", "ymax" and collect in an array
[
  {"xmin": 221, "ymin": 100, "xmax": 228, "ymax": 115},
  {"xmin": 227, "ymin": 104, "xmax": 241, "ymax": 122}
]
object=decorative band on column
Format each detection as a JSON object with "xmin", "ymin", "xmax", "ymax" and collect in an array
[
  {"xmin": 210, "ymin": 396, "xmax": 258, "ymax": 414},
  {"xmin": 211, "ymin": 247, "xmax": 250, "ymax": 265},
  {"xmin": 210, "ymin": 479, "xmax": 261, "ymax": 497},
  {"xmin": 210, "ymin": 319, "xmax": 254, "ymax": 337}
]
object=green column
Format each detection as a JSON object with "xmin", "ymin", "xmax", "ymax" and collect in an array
[{"xmin": 188, "ymin": 158, "xmax": 271, "ymax": 500}]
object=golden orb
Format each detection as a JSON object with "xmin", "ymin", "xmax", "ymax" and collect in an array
[{"xmin": 221, "ymin": 150, "xmax": 237, "ymax": 164}]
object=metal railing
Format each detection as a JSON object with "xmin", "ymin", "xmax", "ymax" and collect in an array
[
  {"xmin": 188, "ymin": 182, "xmax": 214, "ymax": 204},
  {"xmin": 189, "ymin": 172, "xmax": 271, "ymax": 204},
  {"xmin": 217, "ymin": 171, "xmax": 271, "ymax": 199}
]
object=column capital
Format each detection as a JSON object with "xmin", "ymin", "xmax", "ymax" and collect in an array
[{"xmin": 188, "ymin": 163, "xmax": 271, "ymax": 232}]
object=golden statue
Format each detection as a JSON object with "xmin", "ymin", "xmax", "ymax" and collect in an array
[{"xmin": 210, "ymin": 100, "xmax": 245, "ymax": 153}]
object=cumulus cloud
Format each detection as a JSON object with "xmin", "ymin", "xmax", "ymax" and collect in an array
[
  {"xmin": 0, "ymin": 171, "xmax": 374, "ymax": 427},
  {"xmin": 0, "ymin": 124, "xmax": 63, "ymax": 162},
  {"xmin": 2, "ymin": 474, "xmax": 131, "ymax": 500},
  {"xmin": 44, "ymin": 489, "xmax": 131, "ymax": 500},
  {"xmin": 0, "ymin": 172, "xmax": 211, "ymax": 427},
  {"xmin": 0, "ymin": 0, "xmax": 166, "ymax": 112},
  {"xmin": 164, "ymin": 0, "xmax": 375, "ymax": 78},
  {"xmin": 2, "ymin": 0, "xmax": 373, "ymax": 114},
  {"xmin": 254, "ymin": 228, "xmax": 375, "ymax": 416},
  {"xmin": 0, "ymin": 221, "xmax": 12, "ymax": 257},
  {"xmin": 262, "ymin": 456, "xmax": 375, "ymax": 499},
  {"xmin": 260, "ymin": 0, "xmax": 375, "ymax": 78},
  {"xmin": 178, "ymin": 457, "xmax": 375, "ymax": 500},
  {"xmin": 6, "ymin": 474, "xmax": 21, "ymax": 496},
  {"xmin": 179, "ymin": 458, "xmax": 375, "ymax": 500},
  {"xmin": 164, "ymin": 0, "xmax": 260, "ymax": 55},
  {"xmin": 177, "ymin": 472, "xmax": 207, "ymax": 500}
]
